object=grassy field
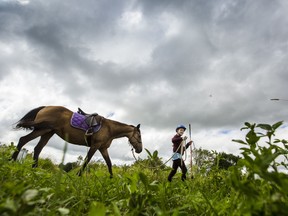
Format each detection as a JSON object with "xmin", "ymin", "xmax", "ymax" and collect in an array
[{"xmin": 1, "ymin": 121, "xmax": 288, "ymax": 215}]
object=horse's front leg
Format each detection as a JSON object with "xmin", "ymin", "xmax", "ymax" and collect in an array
[
  {"xmin": 77, "ymin": 145, "xmax": 98, "ymax": 176},
  {"xmin": 99, "ymin": 148, "xmax": 113, "ymax": 178}
]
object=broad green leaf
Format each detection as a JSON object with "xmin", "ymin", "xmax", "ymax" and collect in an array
[
  {"xmin": 240, "ymin": 126, "xmax": 249, "ymax": 131},
  {"xmin": 88, "ymin": 202, "xmax": 106, "ymax": 216},
  {"xmin": 21, "ymin": 189, "xmax": 38, "ymax": 203},
  {"xmin": 272, "ymin": 121, "xmax": 283, "ymax": 130},
  {"xmin": 138, "ymin": 172, "xmax": 148, "ymax": 187},
  {"xmin": 244, "ymin": 122, "xmax": 251, "ymax": 127},
  {"xmin": 256, "ymin": 132, "xmax": 265, "ymax": 137},
  {"xmin": 257, "ymin": 124, "xmax": 272, "ymax": 131},
  {"xmin": 58, "ymin": 208, "xmax": 70, "ymax": 215},
  {"xmin": 112, "ymin": 202, "xmax": 121, "ymax": 216},
  {"xmin": 152, "ymin": 150, "xmax": 158, "ymax": 158},
  {"xmin": 239, "ymin": 147, "xmax": 252, "ymax": 153},
  {"xmin": 0, "ymin": 198, "xmax": 17, "ymax": 213},
  {"xmin": 245, "ymin": 130, "xmax": 260, "ymax": 145},
  {"xmin": 232, "ymin": 139, "xmax": 247, "ymax": 145},
  {"xmin": 144, "ymin": 148, "xmax": 153, "ymax": 158}
]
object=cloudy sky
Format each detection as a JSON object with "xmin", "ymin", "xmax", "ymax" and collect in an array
[{"xmin": 1, "ymin": 0, "xmax": 288, "ymax": 166}]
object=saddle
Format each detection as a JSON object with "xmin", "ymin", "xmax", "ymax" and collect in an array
[
  {"xmin": 78, "ymin": 108, "xmax": 99, "ymax": 129},
  {"xmin": 77, "ymin": 108, "xmax": 103, "ymax": 135},
  {"xmin": 70, "ymin": 108, "xmax": 103, "ymax": 136}
]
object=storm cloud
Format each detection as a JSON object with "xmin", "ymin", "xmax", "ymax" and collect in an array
[{"xmin": 1, "ymin": 0, "xmax": 288, "ymax": 164}]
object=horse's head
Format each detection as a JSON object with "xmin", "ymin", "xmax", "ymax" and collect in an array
[{"xmin": 129, "ymin": 124, "xmax": 143, "ymax": 153}]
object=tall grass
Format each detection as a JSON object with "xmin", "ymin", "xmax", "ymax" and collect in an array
[{"xmin": 0, "ymin": 121, "xmax": 288, "ymax": 215}]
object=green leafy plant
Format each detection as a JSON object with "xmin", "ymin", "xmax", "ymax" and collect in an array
[
  {"xmin": 1, "ymin": 120, "xmax": 288, "ymax": 216},
  {"xmin": 231, "ymin": 121, "xmax": 288, "ymax": 215}
]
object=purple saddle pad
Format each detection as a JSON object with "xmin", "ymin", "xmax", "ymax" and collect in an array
[{"xmin": 70, "ymin": 112, "xmax": 100, "ymax": 133}]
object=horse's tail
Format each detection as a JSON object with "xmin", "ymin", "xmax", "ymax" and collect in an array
[{"xmin": 15, "ymin": 106, "xmax": 46, "ymax": 130}]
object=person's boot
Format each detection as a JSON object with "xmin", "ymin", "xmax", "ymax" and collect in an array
[{"xmin": 181, "ymin": 174, "xmax": 186, "ymax": 181}]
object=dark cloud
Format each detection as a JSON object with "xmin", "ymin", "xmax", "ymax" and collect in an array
[{"xmin": 1, "ymin": 0, "xmax": 288, "ymax": 164}]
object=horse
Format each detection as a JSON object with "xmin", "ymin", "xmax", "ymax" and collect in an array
[{"xmin": 11, "ymin": 106, "xmax": 143, "ymax": 177}]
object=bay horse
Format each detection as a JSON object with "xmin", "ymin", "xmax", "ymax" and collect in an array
[{"xmin": 11, "ymin": 106, "xmax": 143, "ymax": 177}]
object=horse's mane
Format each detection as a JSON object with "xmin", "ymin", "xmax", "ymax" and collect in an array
[{"xmin": 106, "ymin": 118, "xmax": 135, "ymax": 128}]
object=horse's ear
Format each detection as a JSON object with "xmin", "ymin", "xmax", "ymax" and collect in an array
[{"xmin": 136, "ymin": 124, "xmax": 140, "ymax": 129}]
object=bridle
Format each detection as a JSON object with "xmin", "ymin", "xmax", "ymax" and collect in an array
[
  {"xmin": 128, "ymin": 128, "xmax": 142, "ymax": 146},
  {"xmin": 128, "ymin": 127, "xmax": 142, "ymax": 149}
]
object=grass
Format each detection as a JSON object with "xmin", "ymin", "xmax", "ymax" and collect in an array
[{"xmin": 1, "ymin": 121, "xmax": 288, "ymax": 215}]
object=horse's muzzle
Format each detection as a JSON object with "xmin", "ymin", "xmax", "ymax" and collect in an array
[{"xmin": 135, "ymin": 146, "xmax": 142, "ymax": 153}]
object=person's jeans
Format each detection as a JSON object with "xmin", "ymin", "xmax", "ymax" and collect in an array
[{"xmin": 168, "ymin": 158, "xmax": 187, "ymax": 182}]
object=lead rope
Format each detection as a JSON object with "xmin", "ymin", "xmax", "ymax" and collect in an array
[{"xmin": 130, "ymin": 139, "xmax": 188, "ymax": 169}]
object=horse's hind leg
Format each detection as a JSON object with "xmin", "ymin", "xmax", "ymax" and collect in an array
[
  {"xmin": 11, "ymin": 129, "xmax": 52, "ymax": 161},
  {"xmin": 32, "ymin": 131, "xmax": 54, "ymax": 168}
]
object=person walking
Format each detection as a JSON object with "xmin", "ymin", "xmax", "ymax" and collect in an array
[{"xmin": 168, "ymin": 124, "xmax": 192, "ymax": 182}]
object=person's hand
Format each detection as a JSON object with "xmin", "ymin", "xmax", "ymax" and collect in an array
[
  {"xmin": 183, "ymin": 136, "xmax": 188, "ymax": 140},
  {"xmin": 188, "ymin": 141, "xmax": 193, "ymax": 145}
]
